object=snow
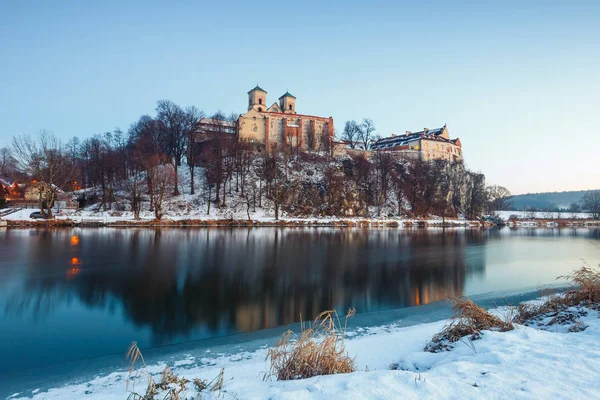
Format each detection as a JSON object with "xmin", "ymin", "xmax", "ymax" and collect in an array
[
  {"xmin": 495, "ymin": 210, "xmax": 593, "ymax": 220},
  {"xmin": 0, "ymin": 205, "xmax": 476, "ymax": 227},
  {"xmin": 1, "ymin": 165, "xmax": 481, "ymax": 226},
  {"xmin": 8, "ymin": 303, "xmax": 600, "ymax": 399}
]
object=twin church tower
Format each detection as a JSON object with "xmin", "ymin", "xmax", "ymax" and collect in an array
[
  {"xmin": 247, "ymin": 85, "xmax": 297, "ymax": 114},
  {"xmin": 238, "ymin": 85, "xmax": 334, "ymax": 151}
]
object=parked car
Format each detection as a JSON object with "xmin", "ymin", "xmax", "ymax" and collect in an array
[{"xmin": 29, "ymin": 212, "xmax": 49, "ymax": 219}]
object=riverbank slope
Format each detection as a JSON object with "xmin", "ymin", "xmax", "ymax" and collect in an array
[{"xmin": 6, "ymin": 296, "xmax": 599, "ymax": 400}]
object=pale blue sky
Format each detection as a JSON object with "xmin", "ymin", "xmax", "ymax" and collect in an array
[{"xmin": 1, "ymin": 0, "xmax": 599, "ymax": 194}]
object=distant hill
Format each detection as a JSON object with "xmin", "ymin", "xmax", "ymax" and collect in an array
[{"xmin": 507, "ymin": 190, "xmax": 597, "ymax": 210}]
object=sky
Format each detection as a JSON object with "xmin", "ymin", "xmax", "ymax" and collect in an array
[{"xmin": 1, "ymin": 0, "xmax": 599, "ymax": 194}]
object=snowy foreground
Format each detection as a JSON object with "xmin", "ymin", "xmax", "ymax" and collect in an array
[{"xmin": 8, "ymin": 304, "xmax": 600, "ymax": 400}]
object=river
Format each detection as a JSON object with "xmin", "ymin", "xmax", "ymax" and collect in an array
[{"xmin": 0, "ymin": 227, "xmax": 599, "ymax": 374}]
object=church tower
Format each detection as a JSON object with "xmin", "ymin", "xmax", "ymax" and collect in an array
[
  {"xmin": 248, "ymin": 85, "xmax": 267, "ymax": 112},
  {"xmin": 279, "ymin": 91, "xmax": 296, "ymax": 114}
]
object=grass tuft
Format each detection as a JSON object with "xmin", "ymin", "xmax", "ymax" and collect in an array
[
  {"xmin": 514, "ymin": 263, "xmax": 600, "ymax": 325},
  {"xmin": 426, "ymin": 298, "xmax": 514, "ymax": 352},
  {"xmin": 266, "ymin": 308, "xmax": 356, "ymax": 380},
  {"xmin": 125, "ymin": 342, "xmax": 225, "ymax": 399}
]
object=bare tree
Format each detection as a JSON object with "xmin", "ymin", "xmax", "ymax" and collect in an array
[
  {"xmin": 156, "ymin": 100, "xmax": 187, "ymax": 195},
  {"xmin": 373, "ymin": 150, "xmax": 394, "ymax": 216},
  {"xmin": 184, "ymin": 107, "xmax": 205, "ymax": 195},
  {"xmin": 0, "ymin": 147, "xmax": 17, "ymax": 176},
  {"xmin": 568, "ymin": 202, "xmax": 581, "ymax": 219},
  {"xmin": 398, "ymin": 158, "xmax": 444, "ymax": 217},
  {"xmin": 357, "ymin": 118, "xmax": 376, "ymax": 150},
  {"xmin": 128, "ymin": 115, "xmax": 163, "ymax": 209},
  {"xmin": 122, "ymin": 146, "xmax": 148, "ymax": 220},
  {"xmin": 265, "ymin": 144, "xmax": 284, "ymax": 220},
  {"xmin": 487, "ymin": 185, "xmax": 512, "ymax": 212},
  {"xmin": 12, "ymin": 131, "xmax": 75, "ymax": 217},
  {"xmin": 582, "ymin": 190, "xmax": 600, "ymax": 219},
  {"xmin": 463, "ymin": 171, "xmax": 488, "ymax": 220},
  {"xmin": 341, "ymin": 120, "xmax": 361, "ymax": 148},
  {"xmin": 147, "ymin": 159, "xmax": 175, "ymax": 220}
]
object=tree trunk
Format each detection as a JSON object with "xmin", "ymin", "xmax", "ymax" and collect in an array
[
  {"xmin": 207, "ymin": 186, "xmax": 211, "ymax": 215},
  {"xmin": 274, "ymin": 175, "xmax": 279, "ymax": 220},
  {"xmin": 189, "ymin": 165, "xmax": 195, "ymax": 195},
  {"xmin": 173, "ymin": 163, "xmax": 180, "ymax": 196}
]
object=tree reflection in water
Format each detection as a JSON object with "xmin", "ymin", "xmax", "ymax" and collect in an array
[{"xmin": 1, "ymin": 228, "xmax": 492, "ymax": 345}]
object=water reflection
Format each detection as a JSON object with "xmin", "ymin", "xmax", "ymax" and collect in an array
[
  {"xmin": 0, "ymin": 227, "xmax": 598, "ymax": 369},
  {"xmin": 1, "ymin": 229, "xmax": 484, "ymax": 339}
]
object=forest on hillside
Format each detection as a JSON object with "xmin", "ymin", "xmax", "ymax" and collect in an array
[{"xmin": 507, "ymin": 190, "xmax": 598, "ymax": 211}]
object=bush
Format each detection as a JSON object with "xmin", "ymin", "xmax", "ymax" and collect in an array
[{"xmin": 266, "ymin": 309, "xmax": 356, "ymax": 380}]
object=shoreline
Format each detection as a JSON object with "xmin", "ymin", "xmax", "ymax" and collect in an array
[
  {"xmin": 2, "ymin": 216, "xmax": 491, "ymax": 228},
  {"xmin": 4, "ymin": 287, "xmax": 599, "ymax": 400},
  {"xmin": 4, "ymin": 217, "xmax": 600, "ymax": 229},
  {"xmin": 0, "ymin": 286, "xmax": 569, "ymax": 399}
]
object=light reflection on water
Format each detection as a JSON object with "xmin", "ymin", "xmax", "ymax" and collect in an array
[{"xmin": 0, "ymin": 227, "xmax": 598, "ymax": 370}]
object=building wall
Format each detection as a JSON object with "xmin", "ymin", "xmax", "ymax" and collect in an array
[
  {"xmin": 238, "ymin": 109, "xmax": 267, "ymax": 143},
  {"xmin": 239, "ymin": 111, "xmax": 333, "ymax": 151},
  {"xmin": 420, "ymin": 139, "xmax": 463, "ymax": 162}
]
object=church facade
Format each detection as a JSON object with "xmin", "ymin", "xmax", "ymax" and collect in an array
[{"xmin": 238, "ymin": 86, "xmax": 334, "ymax": 152}]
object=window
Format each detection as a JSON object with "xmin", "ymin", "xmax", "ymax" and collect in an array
[
  {"xmin": 258, "ymin": 107, "xmax": 262, "ymax": 112},
  {"xmin": 289, "ymin": 104, "xmax": 293, "ymax": 110},
  {"xmin": 259, "ymin": 99, "xmax": 262, "ymax": 105}
]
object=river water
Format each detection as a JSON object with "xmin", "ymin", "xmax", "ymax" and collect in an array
[{"xmin": 0, "ymin": 227, "xmax": 599, "ymax": 373}]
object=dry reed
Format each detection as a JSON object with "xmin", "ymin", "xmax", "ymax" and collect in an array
[
  {"xmin": 125, "ymin": 342, "xmax": 224, "ymax": 400},
  {"xmin": 266, "ymin": 308, "xmax": 356, "ymax": 380},
  {"xmin": 514, "ymin": 263, "xmax": 600, "ymax": 324},
  {"xmin": 426, "ymin": 298, "xmax": 514, "ymax": 352}
]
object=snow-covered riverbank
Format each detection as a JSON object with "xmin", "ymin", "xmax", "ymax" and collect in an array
[
  {"xmin": 6, "ymin": 298, "xmax": 600, "ymax": 400},
  {"xmin": 1, "ymin": 207, "xmax": 485, "ymax": 228}
]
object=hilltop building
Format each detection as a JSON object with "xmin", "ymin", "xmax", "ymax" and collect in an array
[
  {"xmin": 238, "ymin": 86, "xmax": 334, "ymax": 151},
  {"xmin": 192, "ymin": 117, "xmax": 237, "ymax": 162},
  {"xmin": 371, "ymin": 125, "xmax": 463, "ymax": 163}
]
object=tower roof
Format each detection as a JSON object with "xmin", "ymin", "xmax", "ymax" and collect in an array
[
  {"xmin": 279, "ymin": 91, "xmax": 296, "ymax": 99},
  {"xmin": 248, "ymin": 85, "xmax": 266, "ymax": 94}
]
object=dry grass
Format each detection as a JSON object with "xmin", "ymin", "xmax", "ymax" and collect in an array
[
  {"xmin": 125, "ymin": 342, "xmax": 225, "ymax": 400},
  {"xmin": 560, "ymin": 263, "xmax": 600, "ymax": 305},
  {"xmin": 426, "ymin": 298, "xmax": 514, "ymax": 352},
  {"xmin": 266, "ymin": 308, "xmax": 356, "ymax": 380},
  {"xmin": 514, "ymin": 263, "xmax": 600, "ymax": 324}
]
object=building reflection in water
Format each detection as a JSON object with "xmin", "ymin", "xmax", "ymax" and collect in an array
[{"xmin": 3, "ymin": 228, "xmax": 489, "ymax": 345}]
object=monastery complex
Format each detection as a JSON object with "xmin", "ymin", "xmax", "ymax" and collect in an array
[
  {"xmin": 195, "ymin": 85, "xmax": 463, "ymax": 163},
  {"xmin": 237, "ymin": 85, "xmax": 334, "ymax": 152}
]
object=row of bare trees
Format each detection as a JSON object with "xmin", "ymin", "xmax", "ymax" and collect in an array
[
  {"xmin": 260, "ymin": 148, "xmax": 490, "ymax": 220},
  {"xmin": 4, "ymin": 100, "xmax": 503, "ymax": 220},
  {"xmin": 4, "ymin": 100, "xmax": 207, "ymax": 218}
]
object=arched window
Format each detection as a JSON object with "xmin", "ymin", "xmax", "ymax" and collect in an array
[
  {"xmin": 258, "ymin": 107, "xmax": 262, "ymax": 112},
  {"xmin": 259, "ymin": 99, "xmax": 262, "ymax": 105},
  {"xmin": 289, "ymin": 104, "xmax": 293, "ymax": 110}
]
